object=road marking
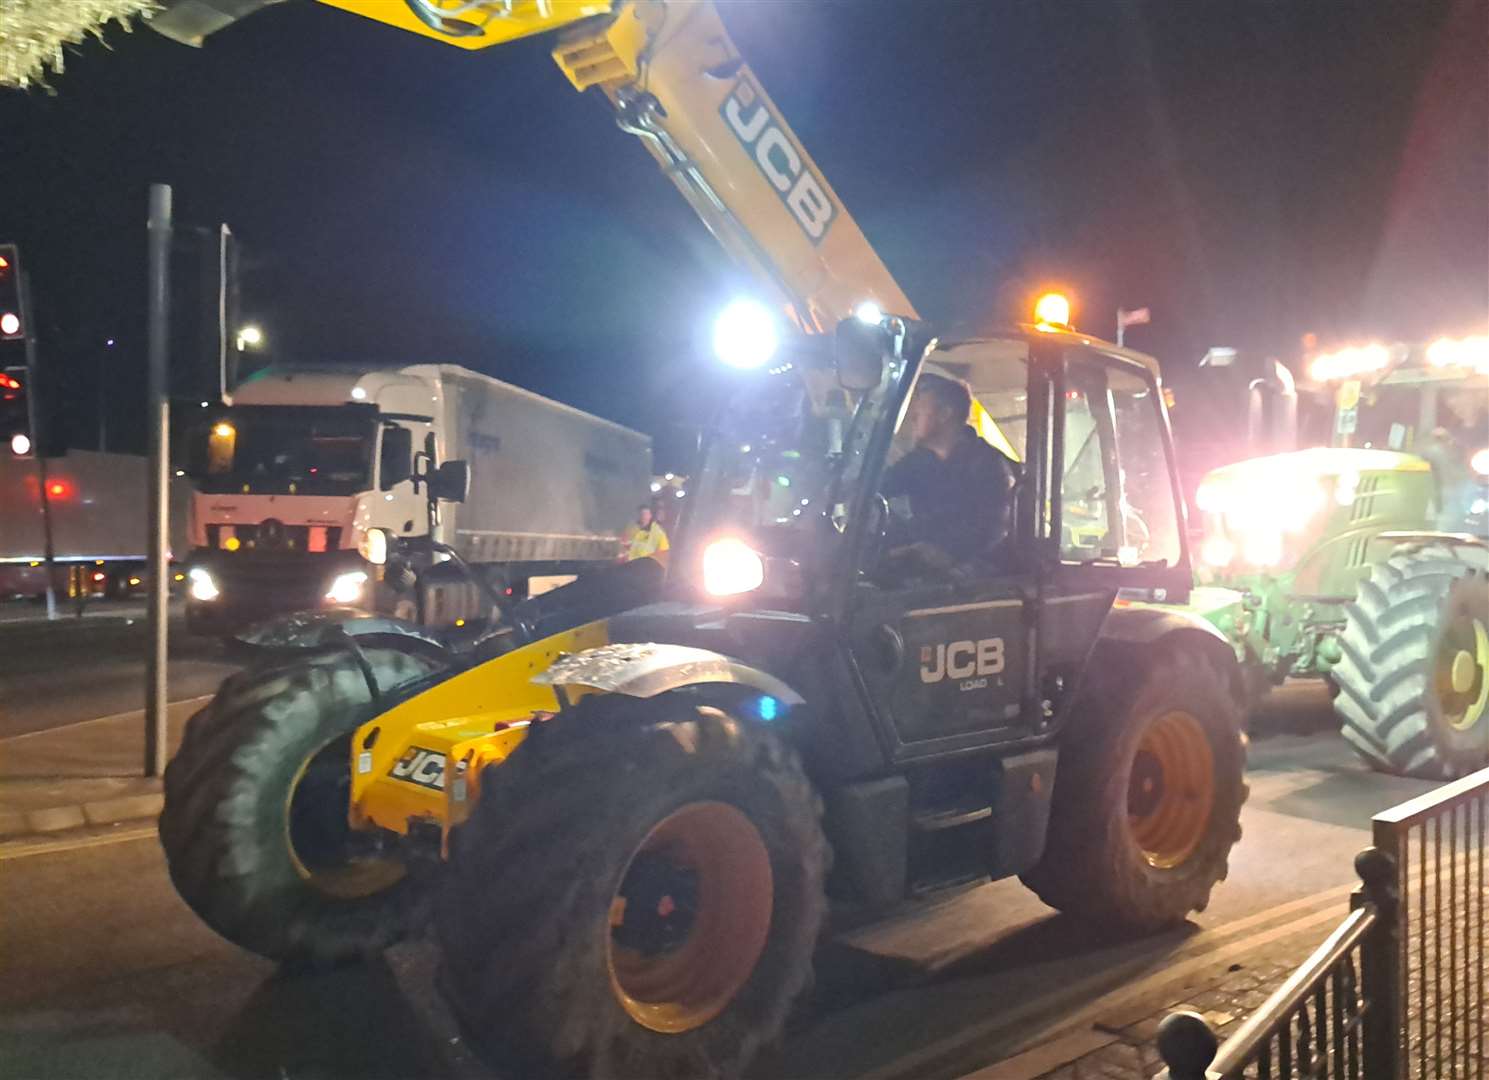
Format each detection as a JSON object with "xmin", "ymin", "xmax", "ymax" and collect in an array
[
  {"xmin": 0, "ymin": 694, "xmax": 214, "ymax": 743},
  {"xmin": 0, "ymin": 825, "xmax": 157, "ymax": 861},
  {"xmin": 863, "ymin": 882, "xmax": 1356, "ymax": 1080}
]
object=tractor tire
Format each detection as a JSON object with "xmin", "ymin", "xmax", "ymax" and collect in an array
[
  {"xmin": 1021, "ymin": 644, "xmax": 1248, "ymax": 932},
  {"xmin": 1335, "ymin": 544, "xmax": 1489, "ymax": 779},
  {"xmin": 437, "ymin": 698, "xmax": 829, "ymax": 1080},
  {"xmin": 159, "ymin": 643, "xmax": 446, "ymax": 967}
]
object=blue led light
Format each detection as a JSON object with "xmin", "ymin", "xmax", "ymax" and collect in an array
[{"xmin": 758, "ymin": 695, "xmax": 779, "ymax": 722}]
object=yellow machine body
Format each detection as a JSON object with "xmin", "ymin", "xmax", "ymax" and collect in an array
[
  {"xmin": 348, "ymin": 619, "xmax": 609, "ymax": 842},
  {"xmin": 318, "ymin": 0, "xmax": 613, "ymax": 49}
]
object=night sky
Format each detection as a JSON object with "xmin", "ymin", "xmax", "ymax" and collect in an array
[{"xmin": 1, "ymin": 0, "xmax": 1484, "ymax": 466}]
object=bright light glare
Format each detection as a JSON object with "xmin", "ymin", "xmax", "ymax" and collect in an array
[
  {"xmin": 1308, "ymin": 343, "xmax": 1390, "ymax": 382},
  {"xmin": 351, "ymin": 386, "xmax": 368, "ymax": 400},
  {"xmin": 1201, "ymin": 535, "xmax": 1235, "ymax": 568},
  {"xmin": 188, "ymin": 567, "xmax": 220, "ymax": 602},
  {"xmin": 1034, "ymin": 292, "xmax": 1071, "ymax": 328},
  {"xmin": 1472, "ymin": 448, "xmax": 1489, "ymax": 477},
  {"xmin": 1243, "ymin": 530, "xmax": 1284, "ymax": 568},
  {"xmin": 325, "ymin": 571, "xmax": 369, "ymax": 605},
  {"xmin": 713, "ymin": 300, "xmax": 778, "ymax": 369},
  {"xmin": 855, "ymin": 300, "xmax": 883, "ymax": 325},
  {"xmin": 212, "ymin": 422, "xmax": 235, "ymax": 439},
  {"xmin": 702, "ymin": 537, "xmax": 764, "ymax": 596},
  {"xmin": 357, "ymin": 528, "xmax": 388, "ymax": 566},
  {"xmin": 237, "ymin": 325, "xmax": 263, "ymax": 347},
  {"xmin": 1426, "ymin": 336, "xmax": 1489, "ymax": 374},
  {"xmin": 0, "ymin": 312, "xmax": 19, "ymax": 336},
  {"xmin": 10, "ymin": 433, "xmax": 30, "ymax": 455}
]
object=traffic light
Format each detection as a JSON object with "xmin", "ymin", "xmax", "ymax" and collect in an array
[
  {"xmin": 2, "ymin": 366, "xmax": 28, "ymax": 454},
  {"xmin": 0, "ymin": 245, "xmax": 22, "ymax": 341}
]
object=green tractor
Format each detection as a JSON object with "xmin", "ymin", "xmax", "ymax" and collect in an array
[{"xmin": 1192, "ymin": 337, "xmax": 1489, "ymax": 778}]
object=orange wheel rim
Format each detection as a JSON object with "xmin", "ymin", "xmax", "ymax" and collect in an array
[
  {"xmin": 1128, "ymin": 710, "xmax": 1215, "ymax": 869},
  {"xmin": 607, "ymin": 801, "xmax": 773, "ymax": 1034},
  {"xmin": 285, "ymin": 740, "xmax": 406, "ymax": 900}
]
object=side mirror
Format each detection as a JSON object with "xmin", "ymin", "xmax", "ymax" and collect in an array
[
  {"xmin": 430, "ymin": 458, "xmax": 470, "ymax": 504},
  {"xmin": 835, "ymin": 317, "xmax": 889, "ymax": 392},
  {"xmin": 379, "ymin": 425, "xmax": 414, "ymax": 490}
]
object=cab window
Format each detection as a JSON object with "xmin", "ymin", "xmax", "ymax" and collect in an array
[{"xmin": 1060, "ymin": 353, "xmax": 1182, "ymax": 568}]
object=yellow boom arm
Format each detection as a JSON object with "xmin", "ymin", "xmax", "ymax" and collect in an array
[{"xmin": 318, "ymin": 0, "xmax": 916, "ymax": 330}]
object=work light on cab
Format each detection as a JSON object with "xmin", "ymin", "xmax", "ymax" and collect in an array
[
  {"xmin": 702, "ymin": 537, "xmax": 764, "ymax": 597},
  {"xmin": 713, "ymin": 300, "xmax": 778, "ymax": 370}
]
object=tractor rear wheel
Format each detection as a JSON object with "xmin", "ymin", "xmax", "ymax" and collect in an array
[
  {"xmin": 1021, "ymin": 643, "xmax": 1247, "ymax": 932},
  {"xmin": 159, "ymin": 644, "xmax": 446, "ymax": 966},
  {"xmin": 1335, "ymin": 544, "xmax": 1489, "ymax": 779},
  {"xmin": 437, "ymin": 699, "xmax": 828, "ymax": 1080}
]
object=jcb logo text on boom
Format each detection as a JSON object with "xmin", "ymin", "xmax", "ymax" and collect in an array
[
  {"xmin": 721, "ymin": 75, "xmax": 837, "ymax": 243},
  {"xmin": 920, "ymin": 638, "xmax": 1006, "ymax": 684}
]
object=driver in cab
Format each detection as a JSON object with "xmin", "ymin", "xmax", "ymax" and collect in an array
[{"xmin": 880, "ymin": 373, "xmax": 1018, "ymax": 576}]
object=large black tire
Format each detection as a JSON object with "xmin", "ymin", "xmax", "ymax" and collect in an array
[
  {"xmin": 1021, "ymin": 643, "xmax": 1248, "ymax": 932},
  {"xmin": 1335, "ymin": 544, "xmax": 1489, "ymax": 779},
  {"xmin": 437, "ymin": 698, "xmax": 829, "ymax": 1080},
  {"xmin": 159, "ymin": 644, "xmax": 446, "ymax": 966}
]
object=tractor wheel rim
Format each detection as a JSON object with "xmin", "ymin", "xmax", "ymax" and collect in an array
[
  {"xmin": 1438, "ymin": 614, "xmax": 1489, "ymax": 733},
  {"xmin": 1128, "ymin": 710, "xmax": 1215, "ymax": 870},
  {"xmin": 607, "ymin": 801, "xmax": 773, "ymax": 1035},
  {"xmin": 285, "ymin": 742, "xmax": 406, "ymax": 899}
]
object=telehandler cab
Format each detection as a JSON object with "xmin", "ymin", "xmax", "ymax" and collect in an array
[{"xmin": 160, "ymin": 310, "xmax": 1248, "ymax": 1079}]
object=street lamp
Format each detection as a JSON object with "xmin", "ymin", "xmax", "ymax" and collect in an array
[{"xmin": 235, "ymin": 324, "xmax": 264, "ymax": 351}]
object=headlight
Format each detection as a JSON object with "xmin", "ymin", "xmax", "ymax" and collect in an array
[
  {"xmin": 1472, "ymin": 447, "xmax": 1489, "ymax": 477},
  {"xmin": 1200, "ymin": 536, "xmax": 1234, "ymax": 568},
  {"xmin": 357, "ymin": 527, "xmax": 388, "ymax": 566},
  {"xmin": 702, "ymin": 538, "xmax": 764, "ymax": 597},
  {"xmin": 325, "ymin": 571, "xmax": 369, "ymax": 605},
  {"xmin": 188, "ymin": 567, "xmax": 219, "ymax": 602}
]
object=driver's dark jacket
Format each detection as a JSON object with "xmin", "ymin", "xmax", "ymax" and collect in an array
[{"xmin": 880, "ymin": 425, "xmax": 1019, "ymax": 564}]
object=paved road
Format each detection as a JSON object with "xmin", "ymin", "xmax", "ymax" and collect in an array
[
  {"xmin": 0, "ymin": 683, "xmax": 1445, "ymax": 1080},
  {"xmin": 0, "ymin": 604, "xmax": 239, "ymax": 738}
]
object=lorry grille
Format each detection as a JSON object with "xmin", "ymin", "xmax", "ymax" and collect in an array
[{"xmin": 207, "ymin": 524, "xmax": 343, "ymax": 553}]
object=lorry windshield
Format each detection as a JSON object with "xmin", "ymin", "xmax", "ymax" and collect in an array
[
  {"xmin": 689, "ymin": 359, "xmax": 899, "ymax": 559},
  {"xmin": 198, "ymin": 405, "xmax": 376, "ymax": 495}
]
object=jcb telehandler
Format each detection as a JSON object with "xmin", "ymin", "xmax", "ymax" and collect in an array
[{"xmin": 161, "ymin": 311, "xmax": 1249, "ymax": 1078}]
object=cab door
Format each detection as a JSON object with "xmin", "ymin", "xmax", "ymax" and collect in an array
[
  {"xmin": 846, "ymin": 576, "xmax": 1034, "ymax": 758},
  {"xmin": 841, "ymin": 336, "xmax": 1045, "ymax": 760}
]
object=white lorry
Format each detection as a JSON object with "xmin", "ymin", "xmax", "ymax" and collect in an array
[
  {"xmin": 0, "ymin": 450, "xmax": 190, "ymax": 602},
  {"xmin": 184, "ymin": 364, "xmax": 651, "ymax": 635}
]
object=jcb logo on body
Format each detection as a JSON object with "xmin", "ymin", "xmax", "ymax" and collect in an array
[
  {"xmin": 920, "ymin": 638, "xmax": 1006, "ymax": 691},
  {"xmin": 721, "ymin": 75, "xmax": 837, "ymax": 244},
  {"xmin": 389, "ymin": 746, "xmax": 446, "ymax": 791}
]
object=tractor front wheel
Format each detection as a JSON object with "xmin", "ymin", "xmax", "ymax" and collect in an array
[
  {"xmin": 437, "ymin": 698, "xmax": 828, "ymax": 1080},
  {"xmin": 159, "ymin": 644, "xmax": 445, "ymax": 966}
]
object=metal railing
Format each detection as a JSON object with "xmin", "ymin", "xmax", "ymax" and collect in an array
[{"xmin": 1155, "ymin": 766, "xmax": 1489, "ymax": 1080}]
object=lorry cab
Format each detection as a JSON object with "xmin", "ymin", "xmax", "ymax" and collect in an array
[{"xmin": 184, "ymin": 366, "xmax": 440, "ymax": 634}]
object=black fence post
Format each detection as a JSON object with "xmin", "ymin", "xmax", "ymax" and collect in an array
[
  {"xmin": 1354, "ymin": 847, "xmax": 1400, "ymax": 1080},
  {"xmin": 1154, "ymin": 1011, "xmax": 1218, "ymax": 1080}
]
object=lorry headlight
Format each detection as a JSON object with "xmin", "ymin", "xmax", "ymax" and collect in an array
[
  {"xmin": 1472, "ymin": 448, "xmax": 1489, "ymax": 477},
  {"xmin": 188, "ymin": 567, "xmax": 220, "ymax": 602},
  {"xmin": 357, "ymin": 527, "xmax": 389, "ymax": 566},
  {"xmin": 326, "ymin": 571, "xmax": 369, "ymax": 605},
  {"xmin": 702, "ymin": 538, "xmax": 764, "ymax": 597}
]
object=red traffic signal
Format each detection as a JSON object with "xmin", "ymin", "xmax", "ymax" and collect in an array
[{"xmin": 0, "ymin": 244, "xmax": 21, "ymax": 341}]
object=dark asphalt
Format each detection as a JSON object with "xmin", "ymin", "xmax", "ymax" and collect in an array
[
  {"xmin": 0, "ymin": 684, "xmax": 1446, "ymax": 1080},
  {"xmin": 0, "ymin": 606, "xmax": 239, "ymax": 738}
]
